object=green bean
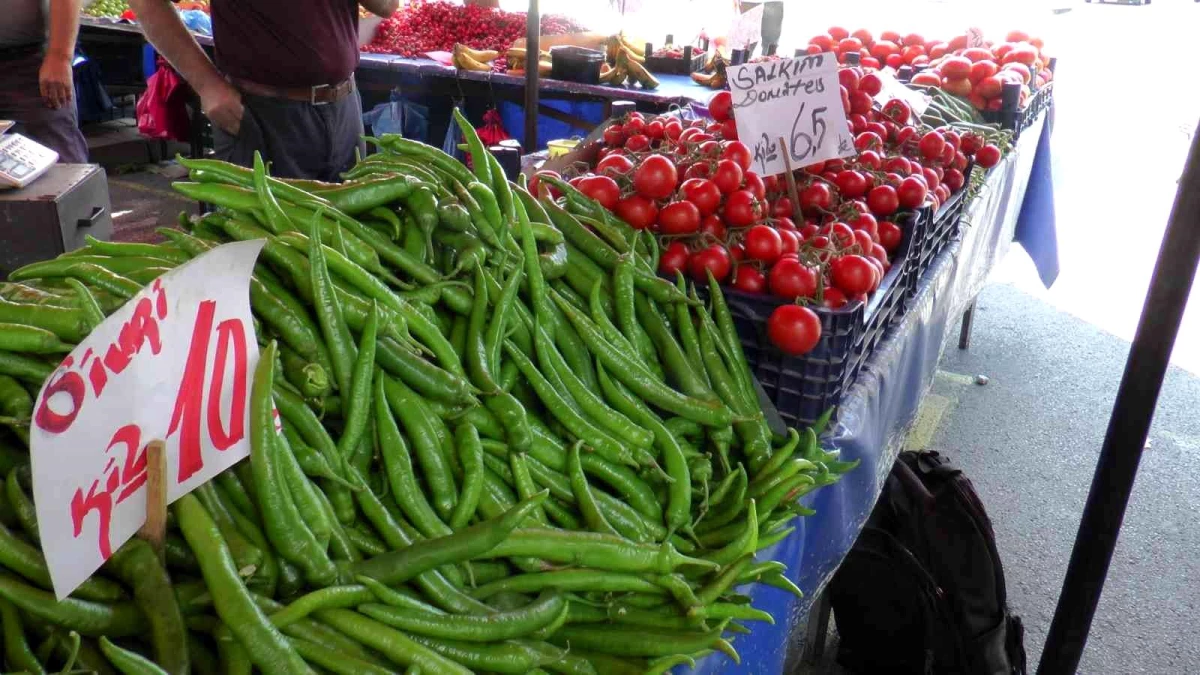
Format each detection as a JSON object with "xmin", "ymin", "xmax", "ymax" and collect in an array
[
  {"xmin": 99, "ymin": 636, "xmax": 169, "ymax": 675},
  {"xmin": 360, "ymin": 589, "xmax": 564, "ymax": 642},
  {"xmin": 0, "ymin": 596, "xmax": 43, "ymax": 674},
  {"xmin": 287, "ymin": 636, "xmax": 395, "ymax": 675}
]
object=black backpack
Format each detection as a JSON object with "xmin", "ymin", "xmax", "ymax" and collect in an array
[{"xmin": 828, "ymin": 451, "xmax": 1027, "ymax": 675}]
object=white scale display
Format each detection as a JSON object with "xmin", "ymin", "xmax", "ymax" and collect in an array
[{"xmin": 0, "ymin": 122, "xmax": 59, "ymax": 189}]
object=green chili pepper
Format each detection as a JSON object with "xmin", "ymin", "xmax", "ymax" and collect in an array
[
  {"xmin": 449, "ymin": 422, "xmax": 485, "ymax": 530},
  {"xmin": 316, "ymin": 609, "xmax": 472, "ymax": 675},
  {"xmin": 0, "ymin": 571, "xmax": 144, "ymax": 637}
]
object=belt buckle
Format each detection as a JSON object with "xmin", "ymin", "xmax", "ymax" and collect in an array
[{"xmin": 310, "ymin": 83, "xmax": 330, "ymax": 106}]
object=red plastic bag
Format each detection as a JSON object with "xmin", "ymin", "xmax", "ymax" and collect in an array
[
  {"xmin": 136, "ymin": 58, "xmax": 192, "ymax": 142},
  {"xmin": 478, "ymin": 108, "xmax": 511, "ymax": 146}
]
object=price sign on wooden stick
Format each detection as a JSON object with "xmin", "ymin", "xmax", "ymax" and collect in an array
[
  {"xmin": 727, "ymin": 52, "xmax": 856, "ymax": 176},
  {"xmin": 30, "ymin": 240, "xmax": 265, "ymax": 599}
]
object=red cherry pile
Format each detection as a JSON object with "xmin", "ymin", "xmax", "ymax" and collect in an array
[{"xmin": 365, "ymin": 0, "xmax": 586, "ymax": 68}]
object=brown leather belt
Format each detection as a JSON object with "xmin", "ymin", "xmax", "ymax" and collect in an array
[{"xmin": 229, "ymin": 75, "xmax": 355, "ymax": 105}]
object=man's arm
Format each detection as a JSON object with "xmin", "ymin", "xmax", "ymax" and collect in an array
[
  {"xmin": 40, "ymin": 0, "xmax": 83, "ymax": 109},
  {"xmin": 359, "ymin": 0, "xmax": 400, "ymax": 17},
  {"xmin": 127, "ymin": 0, "xmax": 243, "ymax": 134}
]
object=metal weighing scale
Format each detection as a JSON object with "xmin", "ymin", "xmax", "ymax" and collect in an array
[{"xmin": 0, "ymin": 121, "xmax": 112, "ymax": 279}]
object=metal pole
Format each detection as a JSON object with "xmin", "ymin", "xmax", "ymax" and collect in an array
[
  {"xmin": 1037, "ymin": 119, "xmax": 1200, "ymax": 674},
  {"xmin": 523, "ymin": 0, "xmax": 540, "ymax": 151}
]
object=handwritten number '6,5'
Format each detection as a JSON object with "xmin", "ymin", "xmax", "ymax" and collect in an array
[{"xmin": 789, "ymin": 104, "xmax": 828, "ymax": 163}]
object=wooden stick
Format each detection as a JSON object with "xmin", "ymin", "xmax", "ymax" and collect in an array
[
  {"xmin": 778, "ymin": 136, "xmax": 803, "ymax": 222},
  {"xmin": 137, "ymin": 440, "xmax": 167, "ymax": 561}
]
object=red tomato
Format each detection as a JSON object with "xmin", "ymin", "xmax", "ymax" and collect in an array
[
  {"xmin": 623, "ymin": 116, "xmax": 645, "ymax": 136},
  {"xmin": 633, "ymin": 155, "xmax": 678, "ymax": 199},
  {"xmin": 644, "ymin": 119, "xmax": 665, "ymax": 140},
  {"xmin": 680, "ymin": 178, "xmax": 722, "ymax": 216},
  {"xmin": 835, "ymin": 170, "xmax": 868, "ymax": 199},
  {"xmin": 870, "ymin": 243, "xmax": 889, "ymax": 265},
  {"xmin": 743, "ymin": 172, "xmax": 766, "ymax": 200},
  {"xmin": 853, "ymin": 229, "xmax": 874, "ymax": 252},
  {"xmin": 575, "ymin": 175, "xmax": 621, "ymax": 210},
  {"xmin": 918, "ymin": 131, "xmax": 946, "ymax": 162},
  {"xmin": 877, "ymin": 220, "xmax": 902, "ymax": 252},
  {"xmin": 838, "ymin": 68, "xmax": 861, "ymax": 92},
  {"xmin": 828, "ymin": 26, "xmax": 850, "ymax": 40},
  {"xmin": 709, "ymin": 90, "xmax": 734, "ymax": 122},
  {"xmin": 894, "ymin": 125, "xmax": 917, "ymax": 146},
  {"xmin": 943, "ymin": 168, "xmax": 965, "ymax": 192},
  {"xmin": 625, "ymin": 134, "xmax": 651, "ymax": 152},
  {"xmin": 960, "ymin": 133, "xmax": 984, "ymax": 157},
  {"xmin": 886, "ymin": 53, "xmax": 904, "ymax": 69},
  {"xmin": 800, "ymin": 183, "xmax": 834, "ymax": 214},
  {"xmin": 857, "ymin": 150, "xmax": 882, "ymax": 171},
  {"xmin": 699, "ymin": 213, "xmax": 726, "ymax": 240},
  {"xmin": 831, "ymin": 255, "xmax": 876, "ymax": 295},
  {"xmin": 596, "ymin": 153, "xmax": 634, "ymax": 177},
  {"xmin": 657, "ymin": 200, "xmax": 702, "ymax": 235},
  {"xmin": 614, "ymin": 195, "xmax": 659, "ymax": 230},
  {"xmin": 849, "ymin": 91, "xmax": 874, "ymax": 116},
  {"xmin": 778, "ymin": 229, "xmax": 800, "ymax": 255},
  {"xmin": 769, "ymin": 258, "xmax": 818, "ymax": 299},
  {"xmin": 940, "ymin": 56, "xmax": 972, "ymax": 79},
  {"xmin": 684, "ymin": 162, "xmax": 712, "ymax": 180},
  {"xmin": 767, "ymin": 305, "xmax": 822, "ymax": 356},
  {"xmin": 720, "ymin": 141, "xmax": 753, "ymax": 172},
  {"xmin": 723, "ymin": 189, "xmax": 762, "ymax": 227},
  {"xmin": 897, "ymin": 176, "xmax": 928, "ymax": 209},
  {"xmin": 969, "ymin": 60, "xmax": 999, "ymax": 84},
  {"xmin": 744, "ymin": 225, "xmax": 783, "ymax": 264},
  {"xmin": 976, "ymin": 75, "xmax": 1004, "ymax": 99},
  {"xmin": 976, "ymin": 144, "xmax": 1002, "ymax": 168},
  {"xmin": 771, "ymin": 197, "xmax": 794, "ymax": 219},
  {"xmin": 712, "ymin": 159, "xmax": 744, "ymax": 194},
  {"xmin": 658, "ymin": 241, "xmax": 690, "ymax": 276},
  {"xmin": 855, "ymin": 131, "xmax": 884, "ymax": 152},
  {"xmin": 823, "ymin": 287, "xmax": 848, "ymax": 309},
  {"xmin": 858, "ymin": 72, "xmax": 883, "ymax": 97},
  {"xmin": 867, "ymin": 185, "xmax": 899, "ymax": 216},
  {"xmin": 603, "ymin": 125, "xmax": 626, "ymax": 147},
  {"xmin": 774, "ymin": 216, "xmax": 797, "ymax": 231},
  {"xmin": 852, "ymin": 212, "xmax": 878, "ymax": 239},
  {"xmin": 720, "ymin": 118, "xmax": 738, "ymax": 141},
  {"xmin": 689, "ymin": 244, "xmax": 732, "ymax": 282},
  {"xmin": 664, "ymin": 119, "xmax": 684, "ymax": 141},
  {"xmin": 732, "ymin": 266, "xmax": 766, "ymax": 294},
  {"xmin": 822, "ymin": 221, "xmax": 856, "ymax": 248}
]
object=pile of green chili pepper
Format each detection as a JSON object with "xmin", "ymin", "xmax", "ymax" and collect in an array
[{"xmin": 0, "ymin": 110, "xmax": 856, "ymax": 674}]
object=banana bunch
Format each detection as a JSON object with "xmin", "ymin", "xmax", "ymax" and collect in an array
[
  {"xmin": 452, "ymin": 43, "xmax": 499, "ymax": 72},
  {"xmin": 692, "ymin": 53, "xmax": 728, "ymax": 89},
  {"xmin": 505, "ymin": 48, "xmax": 552, "ymax": 76},
  {"xmin": 599, "ymin": 36, "xmax": 659, "ymax": 89}
]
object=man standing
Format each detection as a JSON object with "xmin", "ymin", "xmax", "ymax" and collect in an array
[
  {"xmin": 128, "ymin": 0, "xmax": 399, "ymax": 180},
  {"xmin": 0, "ymin": 0, "xmax": 90, "ymax": 164}
]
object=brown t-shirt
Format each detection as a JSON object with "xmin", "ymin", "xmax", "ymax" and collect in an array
[{"xmin": 211, "ymin": 0, "xmax": 359, "ymax": 88}]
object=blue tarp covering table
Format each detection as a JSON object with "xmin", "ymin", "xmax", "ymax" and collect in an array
[{"xmin": 691, "ymin": 111, "xmax": 1057, "ymax": 673}]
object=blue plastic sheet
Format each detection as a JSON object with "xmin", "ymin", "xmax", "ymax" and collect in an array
[{"xmin": 689, "ymin": 112, "xmax": 1055, "ymax": 674}]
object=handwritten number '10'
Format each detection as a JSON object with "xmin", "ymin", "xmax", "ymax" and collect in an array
[{"xmin": 789, "ymin": 104, "xmax": 828, "ymax": 163}]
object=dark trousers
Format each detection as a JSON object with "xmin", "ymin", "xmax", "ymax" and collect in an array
[
  {"xmin": 213, "ymin": 83, "xmax": 366, "ymax": 182},
  {"xmin": 0, "ymin": 50, "xmax": 89, "ymax": 164}
]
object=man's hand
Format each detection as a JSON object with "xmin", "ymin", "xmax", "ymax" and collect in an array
[
  {"xmin": 200, "ymin": 80, "xmax": 245, "ymax": 136},
  {"xmin": 39, "ymin": 53, "xmax": 75, "ymax": 110}
]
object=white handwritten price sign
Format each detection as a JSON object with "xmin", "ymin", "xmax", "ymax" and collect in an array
[
  {"xmin": 728, "ymin": 52, "xmax": 856, "ymax": 177},
  {"xmin": 31, "ymin": 240, "xmax": 265, "ymax": 598}
]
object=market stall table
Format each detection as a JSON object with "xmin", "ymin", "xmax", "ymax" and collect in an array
[{"xmin": 688, "ymin": 110, "xmax": 1056, "ymax": 673}]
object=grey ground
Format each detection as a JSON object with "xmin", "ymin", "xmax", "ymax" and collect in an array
[{"xmin": 80, "ymin": 2, "xmax": 1200, "ymax": 673}]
